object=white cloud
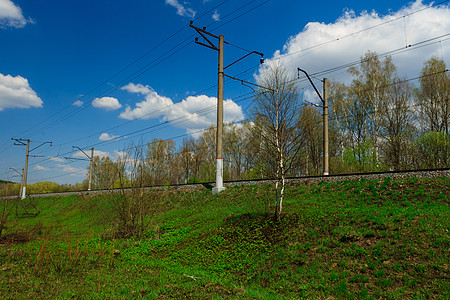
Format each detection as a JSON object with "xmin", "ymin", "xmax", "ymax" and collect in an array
[
  {"xmin": 212, "ymin": 10, "xmax": 220, "ymax": 21},
  {"xmin": 34, "ymin": 165, "xmax": 49, "ymax": 171},
  {"xmin": 261, "ymin": 0, "xmax": 450, "ymax": 85},
  {"xmin": 120, "ymin": 83, "xmax": 244, "ymax": 137},
  {"xmin": 165, "ymin": 0, "xmax": 196, "ymax": 18},
  {"xmin": 0, "ymin": 0, "xmax": 32, "ymax": 28},
  {"xmin": 93, "ymin": 150, "xmax": 110, "ymax": 159},
  {"xmin": 99, "ymin": 133, "xmax": 120, "ymax": 141},
  {"xmin": 119, "ymin": 83, "xmax": 172, "ymax": 120},
  {"xmin": 92, "ymin": 97, "xmax": 121, "ymax": 111},
  {"xmin": 0, "ymin": 73, "xmax": 42, "ymax": 111},
  {"xmin": 167, "ymin": 95, "xmax": 244, "ymax": 136},
  {"xmin": 55, "ymin": 164, "xmax": 85, "ymax": 176},
  {"xmin": 49, "ymin": 156, "xmax": 64, "ymax": 162},
  {"xmin": 72, "ymin": 100, "xmax": 84, "ymax": 107}
]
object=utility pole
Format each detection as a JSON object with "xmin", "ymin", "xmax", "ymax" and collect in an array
[
  {"xmin": 88, "ymin": 147, "xmax": 94, "ymax": 191},
  {"xmin": 297, "ymin": 69, "xmax": 329, "ymax": 176},
  {"xmin": 65, "ymin": 146, "xmax": 94, "ymax": 191},
  {"xmin": 189, "ymin": 22, "xmax": 225, "ymax": 194},
  {"xmin": 216, "ymin": 34, "xmax": 225, "ymax": 194},
  {"xmin": 189, "ymin": 21, "xmax": 264, "ymax": 194},
  {"xmin": 23, "ymin": 140, "xmax": 30, "ymax": 199},
  {"xmin": 11, "ymin": 138, "xmax": 52, "ymax": 199},
  {"xmin": 323, "ymin": 78, "xmax": 329, "ymax": 176}
]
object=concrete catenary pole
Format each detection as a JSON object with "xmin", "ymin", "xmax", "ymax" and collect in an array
[
  {"xmin": 88, "ymin": 147, "xmax": 94, "ymax": 191},
  {"xmin": 22, "ymin": 139, "xmax": 30, "ymax": 199},
  {"xmin": 323, "ymin": 78, "xmax": 329, "ymax": 176},
  {"xmin": 20, "ymin": 169, "xmax": 24, "ymax": 199},
  {"xmin": 214, "ymin": 35, "xmax": 225, "ymax": 194}
]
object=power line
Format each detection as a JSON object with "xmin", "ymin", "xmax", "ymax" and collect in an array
[
  {"xmin": 4, "ymin": 36, "xmax": 447, "ymax": 176},
  {"xmin": 9, "ymin": 1, "xmax": 237, "ymax": 141},
  {"xmin": 8, "ymin": 30, "xmax": 449, "ymax": 171},
  {"xmin": 19, "ymin": 1, "xmax": 273, "ymax": 140},
  {"xmin": 10, "ymin": 92, "xmax": 256, "ymax": 178},
  {"xmin": 274, "ymin": 0, "xmax": 450, "ymax": 63},
  {"xmin": 4, "ymin": 1, "xmax": 448, "ymax": 178}
]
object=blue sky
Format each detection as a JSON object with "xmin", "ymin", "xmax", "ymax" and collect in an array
[{"xmin": 0, "ymin": 0, "xmax": 449, "ymax": 185}]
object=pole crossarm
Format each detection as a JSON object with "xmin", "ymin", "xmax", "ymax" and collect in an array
[
  {"xmin": 30, "ymin": 142, "xmax": 52, "ymax": 153},
  {"xmin": 189, "ymin": 22, "xmax": 221, "ymax": 51},
  {"xmin": 297, "ymin": 68, "xmax": 324, "ymax": 104},
  {"xmin": 224, "ymin": 51, "xmax": 264, "ymax": 70},
  {"xmin": 11, "ymin": 138, "xmax": 27, "ymax": 146},
  {"xmin": 72, "ymin": 146, "xmax": 92, "ymax": 159},
  {"xmin": 9, "ymin": 168, "xmax": 21, "ymax": 176},
  {"xmin": 223, "ymin": 74, "xmax": 275, "ymax": 93},
  {"xmin": 64, "ymin": 157, "xmax": 90, "ymax": 162},
  {"xmin": 302, "ymin": 99, "xmax": 322, "ymax": 108}
]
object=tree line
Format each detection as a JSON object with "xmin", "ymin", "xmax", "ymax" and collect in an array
[{"xmin": 1, "ymin": 52, "xmax": 448, "ymax": 197}]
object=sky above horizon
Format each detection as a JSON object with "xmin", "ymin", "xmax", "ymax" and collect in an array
[{"xmin": 0, "ymin": 0, "xmax": 449, "ymax": 185}]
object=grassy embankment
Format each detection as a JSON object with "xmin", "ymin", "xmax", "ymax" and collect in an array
[{"xmin": 0, "ymin": 176, "xmax": 449, "ymax": 299}]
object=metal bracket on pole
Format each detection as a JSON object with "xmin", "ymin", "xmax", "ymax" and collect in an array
[
  {"xmin": 223, "ymin": 74, "xmax": 275, "ymax": 93},
  {"xmin": 30, "ymin": 142, "xmax": 52, "ymax": 153},
  {"xmin": 9, "ymin": 168, "xmax": 21, "ymax": 176},
  {"xmin": 297, "ymin": 68, "xmax": 324, "ymax": 104},
  {"xmin": 64, "ymin": 157, "xmax": 90, "ymax": 162},
  {"xmin": 72, "ymin": 146, "xmax": 91, "ymax": 160},
  {"xmin": 190, "ymin": 22, "xmax": 219, "ymax": 51},
  {"xmin": 224, "ymin": 51, "xmax": 264, "ymax": 70}
]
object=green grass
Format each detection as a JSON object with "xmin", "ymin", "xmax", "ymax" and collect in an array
[{"xmin": 0, "ymin": 177, "xmax": 449, "ymax": 299}]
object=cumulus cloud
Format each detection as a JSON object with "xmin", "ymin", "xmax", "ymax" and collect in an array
[
  {"xmin": 0, "ymin": 73, "xmax": 42, "ymax": 111},
  {"xmin": 168, "ymin": 95, "xmax": 244, "ymax": 136},
  {"xmin": 165, "ymin": 0, "xmax": 196, "ymax": 18},
  {"xmin": 261, "ymin": 0, "xmax": 450, "ymax": 87},
  {"xmin": 72, "ymin": 100, "xmax": 84, "ymax": 107},
  {"xmin": 99, "ymin": 133, "xmax": 120, "ymax": 141},
  {"xmin": 212, "ymin": 10, "xmax": 220, "ymax": 21},
  {"xmin": 120, "ymin": 83, "xmax": 172, "ymax": 120},
  {"xmin": 55, "ymin": 164, "xmax": 85, "ymax": 176},
  {"xmin": 34, "ymin": 165, "xmax": 50, "ymax": 171},
  {"xmin": 49, "ymin": 156, "xmax": 64, "ymax": 162},
  {"xmin": 92, "ymin": 97, "xmax": 121, "ymax": 111},
  {"xmin": 119, "ymin": 83, "xmax": 244, "ymax": 136},
  {"xmin": 0, "ymin": 0, "xmax": 32, "ymax": 28}
]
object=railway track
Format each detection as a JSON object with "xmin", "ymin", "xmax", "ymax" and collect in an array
[{"xmin": 1, "ymin": 168, "xmax": 449, "ymax": 200}]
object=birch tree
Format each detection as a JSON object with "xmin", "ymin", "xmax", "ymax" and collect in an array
[
  {"xmin": 252, "ymin": 64, "xmax": 302, "ymax": 219},
  {"xmin": 347, "ymin": 51, "xmax": 397, "ymax": 167},
  {"xmin": 380, "ymin": 78, "xmax": 414, "ymax": 170},
  {"xmin": 416, "ymin": 57, "xmax": 450, "ymax": 135}
]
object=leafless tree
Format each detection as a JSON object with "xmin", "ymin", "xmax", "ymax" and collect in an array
[
  {"xmin": 379, "ymin": 78, "xmax": 415, "ymax": 170},
  {"xmin": 298, "ymin": 105, "xmax": 322, "ymax": 175},
  {"xmin": 347, "ymin": 51, "xmax": 397, "ymax": 167},
  {"xmin": 416, "ymin": 57, "xmax": 450, "ymax": 135},
  {"xmin": 251, "ymin": 63, "xmax": 303, "ymax": 219}
]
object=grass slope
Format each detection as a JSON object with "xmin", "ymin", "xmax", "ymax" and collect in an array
[{"xmin": 0, "ymin": 177, "xmax": 449, "ymax": 299}]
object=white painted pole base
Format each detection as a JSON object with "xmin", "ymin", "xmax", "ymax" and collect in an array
[
  {"xmin": 212, "ymin": 158, "xmax": 225, "ymax": 195},
  {"xmin": 21, "ymin": 187, "xmax": 26, "ymax": 199},
  {"xmin": 323, "ymin": 172, "xmax": 329, "ymax": 176}
]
